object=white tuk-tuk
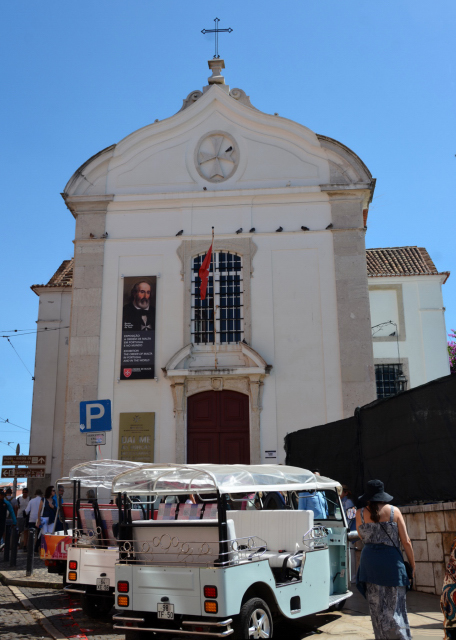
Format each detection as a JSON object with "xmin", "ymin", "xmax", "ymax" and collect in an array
[
  {"xmin": 64, "ymin": 459, "xmax": 145, "ymax": 617},
  {"xmin": 112, "ymin": 463, "xmax": 352, "ymax": 639}
]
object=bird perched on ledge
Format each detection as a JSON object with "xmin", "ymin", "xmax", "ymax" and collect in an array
[
  {"xmin": 236, "ymin": 228, "xmax": 243, "ymax": 234},
  {"xmin": 276, "ymin": 226, "xmax": 283, "ymax": 232},
  {"xmin": 326, "ymin": 223, "xmax": 333, "ymax": 230},
  {"xmin": 176, "ymin": 230, "xmax": 184, "ymax": 236},
  {"xmin": 249, "ymin": 228, "xmax": 255, "ymax": 233},
  {"xmin": 301, "ymin": 226, "xmax": 309, "ymax": 231}
]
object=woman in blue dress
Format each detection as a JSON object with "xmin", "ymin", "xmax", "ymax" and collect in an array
[{"xmin": 356, "ymin": 480, "xmax": 415, "ymax": 640}]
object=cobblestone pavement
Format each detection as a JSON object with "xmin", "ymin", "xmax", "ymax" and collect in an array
[
  {"xmin": 0, "ymin": 585, "xmax": 50, "ymax": 640},
  {"xmin": 20, "ymin": 587, "xmax": 123, "ymax": 640},
  {"xmin": 0, "ymin": 550, "xmax": 63, "ymax": 587},
  {"xmin": 0, "ymin": 581, "xmax": 445, "ymax": 640}
]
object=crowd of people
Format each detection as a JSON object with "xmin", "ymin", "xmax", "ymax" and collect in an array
[{"xmin": 0, "ymin": 484, "xmax": 65, "ymax": 553}]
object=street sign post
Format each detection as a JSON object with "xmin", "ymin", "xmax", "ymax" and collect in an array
[
  {"xmin": 80, "ymin": 400, "xmax": 112, "ymax": 433},
  {"xmin": 86, "ymin": 433, "xmax": 106, "ymax": 446},
  {"xmin": 2, "ymin": 455, "xmax": 46, "ymax": 466},
  {"xmin": 13, "ymin": 444, "xmax": 20, "ymax": 498},
  {"xmin": 1, "ymin": 468, "xmax": 46, "ymax": 478}
]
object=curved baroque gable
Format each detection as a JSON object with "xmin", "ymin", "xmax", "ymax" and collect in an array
[{"xmin": 63, "ymin": 81, "xmax": 374, "ymax": 200}]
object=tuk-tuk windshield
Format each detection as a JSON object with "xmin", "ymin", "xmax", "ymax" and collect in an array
[
  {"xmin": 69, "ymin": 459, "xmax": 144, "ymax": 489},
  {"xmin": 112, "ymin": 463, "xmax": 341, "ymax": 496}
]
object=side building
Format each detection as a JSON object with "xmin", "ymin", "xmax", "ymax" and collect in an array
[
  {"xmin": 367, "ymin": 246, "xmax": 450, "ymax": 398},
  {"xmin": 29, "ymin": 260, "xmax": 73, "ymax": 487}
]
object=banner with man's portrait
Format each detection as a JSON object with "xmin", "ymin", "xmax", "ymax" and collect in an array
[{"xmin": 120, "ymin": 276, "xmax": 156, "ymax": 380}]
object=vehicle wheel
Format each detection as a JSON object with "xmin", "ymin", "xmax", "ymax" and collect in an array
[
  {"xmin": 81, "ymin": 594, "xmax": 113, "ymax": 617},
  {"xmin": 234, "ymin": 597, "xmax": 273, "ymax": 639}
]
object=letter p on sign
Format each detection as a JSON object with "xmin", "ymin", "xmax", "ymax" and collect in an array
[{"xmin": 80, "ymin": 399, "xmax": 112, "ymax": 433}]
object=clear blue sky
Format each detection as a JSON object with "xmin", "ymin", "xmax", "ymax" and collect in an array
[{"xmin": 1, "ymin": 1, "xmax": 455, "ymax": 476}]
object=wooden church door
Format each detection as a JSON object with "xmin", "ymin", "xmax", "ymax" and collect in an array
[{"xmin": 187, "ymin": 390, "xmax": 250, "ymax": 464}]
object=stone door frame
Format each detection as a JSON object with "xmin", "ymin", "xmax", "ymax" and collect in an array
[{"xmin": 164, "ymin": 342, "xmax": 270, "ymax": 464}]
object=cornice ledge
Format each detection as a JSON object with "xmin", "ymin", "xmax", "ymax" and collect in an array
[
  {"xmin": 320, "ymin": 183, "xmax": 373, "ymax": 192},
  {"xmin": 62, "ymin": 194, "xmax": 115, "ymax": 217},
  {"xmin": 30, "ymin": 285, "xmax": 72, "ymax": 296},
  {"xmin": 166, "ymin": 367, "xmax": 267, "ymax": 377}
]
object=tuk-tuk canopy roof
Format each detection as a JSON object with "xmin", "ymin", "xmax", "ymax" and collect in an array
[
  {"xmin": 55, "ymin": 477, "xmax": 71, "ymax": 487},
  {"xmin": 68, "ymin": 459, "xmax": 144, "ymax": 489},
  {"xmin": 112, "ymin": 463, "xmax": 342, "ymax": 496}
]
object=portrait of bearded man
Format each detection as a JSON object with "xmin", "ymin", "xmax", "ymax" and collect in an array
[{"xmin": 123, "ymin": 280, "xmax": 155, "ymax": 331}]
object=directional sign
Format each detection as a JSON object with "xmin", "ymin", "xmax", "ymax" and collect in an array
[
  {"xmin": 2, "ymin": 455, "xmax": 46, "ymax": 466},
  {"xmin": 1, "ymin": 468, "xmax": 46, "ymax": 478},
  {"xmin": 86, "ymin": 433, "xmax": 106, "ymax": 446},
  {"xmin": 80, "ymin": 400, "xmax": 112, "ymax": 433}
]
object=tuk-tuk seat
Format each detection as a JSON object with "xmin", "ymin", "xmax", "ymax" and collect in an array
[
  {"xmin": 229, "ymin": 510, "xmax": 314, "ymax": 569},
  {"xmin": 130, "ymin": 518, "xmax": 237, "ymax": 566}
]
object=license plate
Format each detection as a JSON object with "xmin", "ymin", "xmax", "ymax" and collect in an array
[
  {"xmin": 157, "ymin": 603, "xmax": 174, "ymax": 619},
  {"xmin": 96, "ymin": 577, "xmax": 110, "ymax": 591}
]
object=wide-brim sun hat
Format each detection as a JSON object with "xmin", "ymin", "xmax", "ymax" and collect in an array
[{"xmin": 358, "ymin": 479, "xmax": 393, "ymax": 503}]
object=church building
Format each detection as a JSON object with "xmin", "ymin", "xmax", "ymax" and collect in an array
[{"xmin": 28, "ymin": 59, "xmax": 446, "ymax": 487}]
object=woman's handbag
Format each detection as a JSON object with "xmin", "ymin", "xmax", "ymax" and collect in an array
[
  {"xmin": 39, "ymin": 516, "xmax": 49, "ymax": 531},
  {"xmin": 380, "ymin": 522, "xmax": 414, "ymax": 587}
]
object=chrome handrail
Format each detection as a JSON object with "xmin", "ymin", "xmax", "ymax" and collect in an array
[{"xmin": 118, "ymin": 533, "xmax": 267, "ymax": 567}]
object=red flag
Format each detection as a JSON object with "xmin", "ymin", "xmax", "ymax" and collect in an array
[{"xmin": 198, "ymin": 242, "xmax": 213, "ymax": 301}]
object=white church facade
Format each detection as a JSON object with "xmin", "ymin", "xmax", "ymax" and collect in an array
[{"xmin": 28, "ymin": 60, "xmax": 449, "ymax": 487}]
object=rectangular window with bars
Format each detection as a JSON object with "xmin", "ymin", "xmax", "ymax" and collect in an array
[
  {"xmin": 191, "ymin": 252, "xmax": 243, "ymax": 345},
  {"xmin": 375, "ymin": 364, "xmax": 406, "ymax": 399}
]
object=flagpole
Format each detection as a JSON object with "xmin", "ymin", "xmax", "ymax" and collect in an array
[{"xmin": 212, "ymin": 226, "xmax": 217, "ymax": 370}]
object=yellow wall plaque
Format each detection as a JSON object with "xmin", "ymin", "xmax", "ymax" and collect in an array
[{"xmin": 118, "ymin": 412, "xmax": 155, "ymax": 463}]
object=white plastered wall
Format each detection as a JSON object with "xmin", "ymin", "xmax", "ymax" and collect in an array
[
  {"xmin": 97, "ymin": 190, "xmax": 343, "ymax": 464},
  {"xmin": 29, "ymin": 289, "xmax": 71, "ymax": 488},
  {"xmin": 369, "ymin": 276, "xmax": 450, "ymax": 390}
]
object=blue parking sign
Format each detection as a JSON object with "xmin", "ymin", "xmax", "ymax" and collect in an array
[{"xmin": 80, "ymin": 400, "xmax": 112, "ymax": 433}]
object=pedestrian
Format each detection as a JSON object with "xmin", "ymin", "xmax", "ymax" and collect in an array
[
  {"xmin": 298, "ymin": 469, "xmax": 329, "ymax": 519},
  {"xmin": 25, "ymin": 489, "xmax": 43, "ymax": 552},
  {"xmin": 0, "ymin": 489, "xmax": 17, "ymax": 549},
  {"xmin": 53, "ymin": 484, "xmax": 65, "ymax": 532},
  {"xmin": 4, "ymin": 489, "xmax": 18, "ymax": 529},
  {"xmin": 37, "ymin": 486, "xmax": 57, "ymax": 533},
  {"xmin": 441, "ymin": 536, "xmax": 456, "ymax": 639},
  {"xmin": 5, "ymin": 488, "xmax": 18, "ymax": 515},
  {"xmin": 341, "ymin": 485, "xmax": 357, "ymax": 583},
  {"xmin": 16, "ymin": 487, "xmax": 30, "ymax": 550},
  {"xmin": 356, "ymin": 479, "xmax": 415, "ymax": 640}
]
